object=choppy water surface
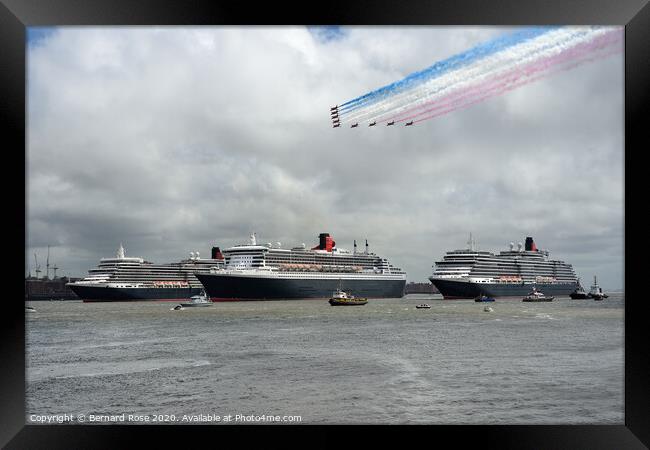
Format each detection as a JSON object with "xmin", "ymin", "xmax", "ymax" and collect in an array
[{"xmin": 26, "ymin": 294, "xmax": 624, "ymax": 424}]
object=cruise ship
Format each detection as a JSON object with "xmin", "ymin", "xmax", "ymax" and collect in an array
[
  {"xmin": 67, "ymin": 244, "xmax": 225, "ymax": 302},
  {"xmin": 194, "ymin": 233, "xmax": 407, "ymax": 301},
  {"xmin": 429, "ymin": 235, "xmax": 578, "ymax": 299}
]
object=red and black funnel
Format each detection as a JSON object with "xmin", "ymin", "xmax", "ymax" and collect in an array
[
  {"xmin": 211, "ymin": 246, "xmax": 224, "ymax": 260},
  {"xmin": 312, "ymin": 233, "xmax": 335, "ymax": 252},
  {"xmin": 524, "ymin": 237, "xmax": 537, "ymax": 252}
]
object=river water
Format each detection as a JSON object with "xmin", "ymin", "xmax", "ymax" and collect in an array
[{"xmin": 25, "ymin": 294, "xmax": 624, "ymax": 424}]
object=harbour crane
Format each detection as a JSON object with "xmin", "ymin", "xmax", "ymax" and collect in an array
[{"xmin": 34, "ymin": 253, "xmax": 41, "ymax": 279}]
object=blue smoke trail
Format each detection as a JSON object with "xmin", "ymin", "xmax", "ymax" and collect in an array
[{"xmin": 337, "ymin": 26, "xmax": 558, "ymax": 116}]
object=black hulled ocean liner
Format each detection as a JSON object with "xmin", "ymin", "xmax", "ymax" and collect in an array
[
  {"xmin": 195, "ymin": 233, "xmax": 406, "ymax": 301},
  {"xmin": 429, "ymin": 235, "xmax": 578, "ymax": 299},
  {"xmin": 68, "ymin": 244, "xmax": 225, "ymax": 302}
]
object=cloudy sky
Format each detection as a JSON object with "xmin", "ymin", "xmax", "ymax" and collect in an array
[{"xmin": 26, "ymin": 26, "xmax": 624, "ymax": 289}]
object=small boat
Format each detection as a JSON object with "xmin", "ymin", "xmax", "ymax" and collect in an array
[
  {"xmin": 588, "ymin": 276, "xmax": 606, "ymax": 300},
  {"xmin": 25, "ymin": 305, "xmax": 37, "ymax": 313},
  {"xmin": 328, "ymin": 289, "xmax": 368, "ymax": 306},
  {"xmin": 569, "ymin": 279, "xmax": 589, "ymax": 299},
  {"xmin": 171, "ymin": 304, "xmax": 184, "ymax": 311},
  {"xmin": 180, "ymin": 291, "xmax": 213, "ymax": 307},
  {"xmin": 474, "ymin": 295, "xmax": 495, "ymax": 302},
  {"xmin": 522, "ymin": 287, "xmax": 554, "ymax": 302},
  {"xmin": 484, "ymin": 306, "xmax": 494, "ymax": 312},
  {"xmin": 415, "ymin": 304, "xmax": 431, "ymax": 309}
]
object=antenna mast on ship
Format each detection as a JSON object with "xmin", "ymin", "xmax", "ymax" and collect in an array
[
  {"xmin": 117, "ymin": 243, "xmax": 125, "ymax": 259},
  {"xmin": 467, "ymin": 233, "xmax": 476, "ymax": 251}
]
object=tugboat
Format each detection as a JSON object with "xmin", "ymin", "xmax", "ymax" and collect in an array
[
  {"xmin": 328, "ymin": 289, "xmax": 368, "ymax": 306},
  {"xmin": 474, "ymin": 295, "xmax": 495, "ymax": 302},
  {"xmin": 179, "ymin": 290, "xmax": 213, "ymax": 307},
  {"xmin": 569, "ymin": 278, "xmax": 589, "ymax": 299},
  {"xmin": 589, "ymin": 276, "xmax": 607, "ymax": 301},
  {"xmin": 522, "ymin": 287, "xmax": 554, "ymax": 302}
]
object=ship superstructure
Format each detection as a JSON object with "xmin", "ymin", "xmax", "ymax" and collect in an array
[
  {"xmin": 195, "ymin": 233, "xmax": 406, "ymax": 300},
  {"xmin": 429, "ymin": 235, "xmax": 578, "ymax": 299},
  {"xmin": 67, "ymin": 244, "xmax": 225, "ymax": 302}
]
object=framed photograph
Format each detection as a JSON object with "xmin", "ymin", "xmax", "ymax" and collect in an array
[{"xmin": 5, "ymin": 0, "xmax": 648, "ymax": 447}]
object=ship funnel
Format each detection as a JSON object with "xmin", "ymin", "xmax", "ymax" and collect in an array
[
  {"xmin": 211, "ymin": 246, "xmax": 224, "ymax": 260},
  {"xmin": 313, "ymin": 233, "xmax": 334, "ymax": 252},
  {"xmin": 525, "ymin": 237, "xmax": 537, "ymax": 251},
  {"xmin": 190, "ymin": 251, "xmax": 195, "ymax": 259},
  {"xmin": 517, "ymin": 242, "xmax": 523, "ymax": 251},
  {"xmin": 509, "ymin": 242, "xmax": 514, "ymax": 250}
]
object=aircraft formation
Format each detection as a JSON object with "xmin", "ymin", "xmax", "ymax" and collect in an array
[{"xmin": 331, "ymin": 105, "xmax": 416, "ymax": 128}]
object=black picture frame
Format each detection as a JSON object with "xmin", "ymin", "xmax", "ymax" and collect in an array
[{"xmin": 4, "ymin": 0, "xmax": 647, "ymax": 448}]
